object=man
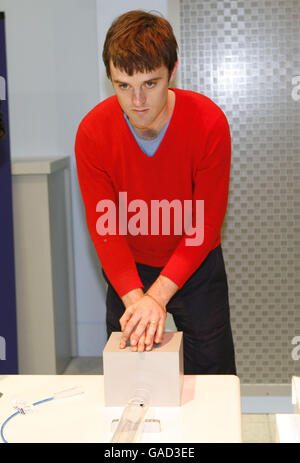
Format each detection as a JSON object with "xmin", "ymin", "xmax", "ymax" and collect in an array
[{"xmin": 75, "ymin": 10, "xmax": 236, "ymax": 374}]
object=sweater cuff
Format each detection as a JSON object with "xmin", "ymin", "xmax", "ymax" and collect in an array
[
  {"xmin": 113, "ymin": 273, "xmax": 144, "ymax": 299},
  {"xmin": 101, "ymin": 263, "xmax": 144, "ymax": 298}
]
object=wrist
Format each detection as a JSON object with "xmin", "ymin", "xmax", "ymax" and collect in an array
[
  {"xmin": 144, "ymin": 292, "xmax": 166, "ymax": 313},
  {"xmin": 146, "ymin": 275, "xmax": 178, "ymax": 308},
  {"xmin": 121, "ymin": 287, "xmax": 144, "ymax": 309}
]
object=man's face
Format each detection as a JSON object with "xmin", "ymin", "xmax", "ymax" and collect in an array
[{"xmin": 110, "ymin": 60, "xmax": 175, "ymax": 130}]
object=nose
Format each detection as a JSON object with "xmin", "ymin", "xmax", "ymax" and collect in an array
[{"xmin": 132, "ymin": 88, "xmax": 146, "ymax": 107}]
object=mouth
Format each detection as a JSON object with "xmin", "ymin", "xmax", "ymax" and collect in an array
[{"xmin": 132, "ymin": 109, "xmax": 149, "ymax": 114}]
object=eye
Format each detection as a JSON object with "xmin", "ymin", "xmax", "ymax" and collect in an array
[
  {"xmin": 145, "ymin": 81, "xmax": 156, "ymax": 88},
  {"xmin": 118, "ymin": 84, "xmax": 129, "ymax": 90}
]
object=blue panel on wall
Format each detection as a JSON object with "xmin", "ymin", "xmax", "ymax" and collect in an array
[{"xmin": 0, "ymin": 12, "xmax": 18, "ymax": 373}]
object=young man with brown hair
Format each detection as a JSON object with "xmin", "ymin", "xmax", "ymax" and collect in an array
[{"xmin": 75, "ymin": 10, "xmax": 236, "ymax": 374}]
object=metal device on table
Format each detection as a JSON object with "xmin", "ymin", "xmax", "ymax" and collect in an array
[{"xmin": 103, "ymin": 331, "xmax": 184, "ymax": 443}]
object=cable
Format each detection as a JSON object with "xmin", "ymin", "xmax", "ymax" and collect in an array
[
  {"xmin": 1, "ymin": 386, "xmax": 83, "ymax": 443},
  {"xmin": 1, "ymin": 397, "xmax": 54, "ymax": 443},
  {"xmin": 1, "ymin": 410, "xmax": 20, "ymax": 444}
]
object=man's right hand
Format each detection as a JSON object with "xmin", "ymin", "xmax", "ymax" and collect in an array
[
  {"xmin": 120, "ymin": 287, "xmax": 166, "ymax": 352},
  {"xmin": 119, "ymin": 293, "xmax": 166, "ymax": 352}
]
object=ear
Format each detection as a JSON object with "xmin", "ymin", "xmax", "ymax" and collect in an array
[{"xmin": 169, "ymin": 60, "xmax": 179, "ymax": 82}]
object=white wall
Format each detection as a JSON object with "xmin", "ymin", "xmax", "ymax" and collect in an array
[
  {"xmin": 0, "ymin": 0, "xmax": 101, "ymax": 356},
  {"xmin": 1, "ymin": 0, "xmax": 100, "ymax": 157},
  {"xmin": 1, "ymin": 0, "xmax": 180, "ymax": 356}
]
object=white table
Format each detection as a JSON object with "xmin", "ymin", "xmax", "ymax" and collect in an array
[
  {"xmin": 0, "ymin": 375, "xmax": 242, "ymax": 443},
  {"xmin": 275, "ymin": 414, "xmax": 300, "ymax": 443}
]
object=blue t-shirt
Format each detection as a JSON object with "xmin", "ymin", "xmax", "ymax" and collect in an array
[{"xmin": 123, "ymin": 111, "xmax": 171, "ymax": 157}]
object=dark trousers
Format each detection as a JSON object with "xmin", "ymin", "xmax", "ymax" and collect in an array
[{"xmin": 102, "ymin": 244, "xmax": 236, "ymax": 375}]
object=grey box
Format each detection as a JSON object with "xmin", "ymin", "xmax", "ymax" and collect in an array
[{"xmin": 103, "ymin": 331, "xmax": 184, "ymax": 407}]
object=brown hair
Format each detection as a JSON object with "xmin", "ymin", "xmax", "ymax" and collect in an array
[{"xmin": 102, "ymin": 10, "xmax": 178, "ymax": 80}]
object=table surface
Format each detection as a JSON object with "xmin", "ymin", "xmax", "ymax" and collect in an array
[
  {"xmin": 276, "ymin": 414, "xmax": 300, "ymax": 443},
  {"xmin": 0, "ymin": 374, "xmax": 242, "ymax": 443}
]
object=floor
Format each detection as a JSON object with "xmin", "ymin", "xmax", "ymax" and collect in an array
[{"xmin": 63, "ymin": 357, "xmax": 278, "ymax": 443}]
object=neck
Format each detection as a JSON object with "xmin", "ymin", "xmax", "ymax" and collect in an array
[{"xmin": 131, "ymin": 89, "xmax": 175, "ymax": 140}]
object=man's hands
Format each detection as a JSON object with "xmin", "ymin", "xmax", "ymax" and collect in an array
[
  {"xmin": 119, "ymin": 275, "xmax": 179, "ymax": 352},
  {"xmin": 119, "ymin": 293, "xmax": 167, "ymax": 352}
]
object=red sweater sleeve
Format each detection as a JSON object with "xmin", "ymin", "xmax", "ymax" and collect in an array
[
  {"xmin": 160, "ymin": 112, "xmax": 231, "ymax": 288},
  {"xmin": 75, "ymin": 124, "xmax": 144, "ymax": 297}
]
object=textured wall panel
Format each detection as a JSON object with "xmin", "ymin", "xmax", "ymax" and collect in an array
[{"xmin": 179, "ymin": 0, "xmax": 300, "ymax": 383}]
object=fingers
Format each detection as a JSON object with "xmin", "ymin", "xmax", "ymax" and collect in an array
[
  {"xmin": 128, "ymin": 318, "xmax": 148, "ymax": 347},
  {"xmin": 145, "ymin": 320, "xmax": 165, "ymax": 350},
  {"xmin": 119, "ymin": 307, "xmax": 134, "ymax": 332},
  {"xmin": 154, "ymin": 321, "xmax": 165, "ymax": 344},
  {"xmin": 120, "ymin": 315, "xmax": 147, "ymax": 349},
  {"xmin": 132, "ymin": 321, "xmax": 163, "ymax": 352},
  {"xmin": 120, "ymin": 319, "xmax": 165, "ymax": 352},
  {"xmin": 136, "ymin": 332, "xmax": 146, "ymax": 352},
  {"xmin": 145, "ymin": 320, "xmax": 159, "ymax": 346},
  {"xmin": 119, "ymin": 309, "xmax": 133, "ymax": 349}
]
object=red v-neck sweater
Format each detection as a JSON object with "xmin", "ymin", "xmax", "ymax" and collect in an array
[{"xmin": 75, "ymin": 88, "xmax": 231, "ymax": 298}]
